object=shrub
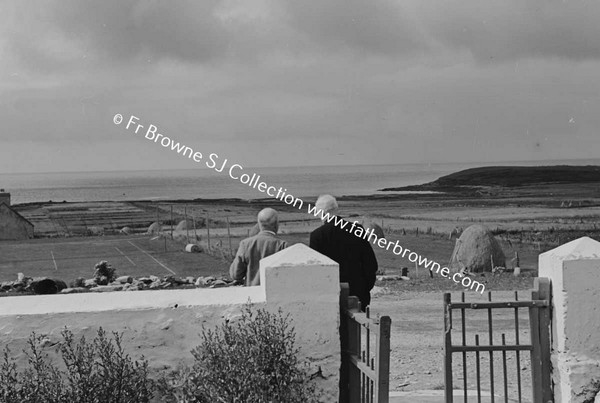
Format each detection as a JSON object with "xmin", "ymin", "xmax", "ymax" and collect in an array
[
  {"xmin": 0, "ymin": 328, "xmax": 154, "ymax": 403},
  {"xmin": 93, "ymin": 260, "xmax": 117, "ymax": 284},
  {"xmin": 159, "ymin": 304, "xmax": 318, "ymax": 403}
]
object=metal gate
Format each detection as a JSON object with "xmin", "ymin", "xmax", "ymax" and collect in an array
[
  {"xmin": 444, "ymin": 278, "xmax": 552, "ymax": 403},
  {"xmin": 340, "ymin": 283, "xmax": 392, "ymax": 403}
]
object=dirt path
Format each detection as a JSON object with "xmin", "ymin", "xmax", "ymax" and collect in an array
[{"xmin": 370, "ymin": 289, "xmax": 534, "ymax": 401}]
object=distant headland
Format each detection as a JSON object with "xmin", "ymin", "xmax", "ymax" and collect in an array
[{"xmin": 380, "ymin": 165, "xmax": 600, "ymax": 194}]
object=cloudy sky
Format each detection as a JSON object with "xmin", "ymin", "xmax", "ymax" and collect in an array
[{"xmin": 1, "ymin": 0, "xmax": 599, "ymax": 173}]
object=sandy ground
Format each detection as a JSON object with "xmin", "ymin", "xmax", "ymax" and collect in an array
[{"xmin": 371, "ymin": 289, "xmax": 534, "ymax": 402}]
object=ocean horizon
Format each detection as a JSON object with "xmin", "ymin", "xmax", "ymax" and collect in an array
[{"xmin": 2, "ymin": 158, "xmax": 599, "ymax": 205}]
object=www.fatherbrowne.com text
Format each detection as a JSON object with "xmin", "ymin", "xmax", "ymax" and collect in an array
[{"xmin": 114, "ymin": 113, "xmax": 486, "ymax": 294}]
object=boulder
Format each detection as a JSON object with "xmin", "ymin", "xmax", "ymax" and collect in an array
[
  {"xmin": 115, "ymin": 275, "xmax": 133, "ymax": 284},
  {"xmin": 449, "ymin": 224, "xmax": 506, "ymax": 273},
  {"xmin": 30, "ymin": 278, "xmax": 67, "ymax": 294}
]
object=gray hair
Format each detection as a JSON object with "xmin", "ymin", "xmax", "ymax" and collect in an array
[
  {"xmin": 315, "ymin": 194, "xmax": 338, "ymax": 215},
  {"xmin": 257, "ymin": 208, "xmax": 279, "ymax": 232}
]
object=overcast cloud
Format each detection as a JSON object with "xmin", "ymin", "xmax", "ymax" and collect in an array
[{"xmin": 1, "ymin": 0, "xmax": 599, "ymax": 173}]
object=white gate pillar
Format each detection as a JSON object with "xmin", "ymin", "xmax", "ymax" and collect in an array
[{"xmin": 539, "ymin": 236, "xmax": 600, "ymax": 403}]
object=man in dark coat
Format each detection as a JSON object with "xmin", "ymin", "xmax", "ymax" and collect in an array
[{"xmin": 309, "ymin": 195, "xmax": 378, "ymax": 310}]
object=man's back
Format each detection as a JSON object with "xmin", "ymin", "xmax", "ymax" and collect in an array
[
  {"xmin": 310, "ymin": 220, "xmax": 378, "ymax": 308},
  {"xmin": 230, "ymin": 231, "xmax": 288, "ymax": 286}
]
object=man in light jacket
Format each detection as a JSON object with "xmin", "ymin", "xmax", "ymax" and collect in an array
[{"xmin": 230, "ymin": 208, "xmax": 288, "ymax": 286}]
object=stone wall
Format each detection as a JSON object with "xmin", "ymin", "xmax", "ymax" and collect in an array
[{"xmin": 0, "ymin": 243, "xmax": 341, "ymax": 401}]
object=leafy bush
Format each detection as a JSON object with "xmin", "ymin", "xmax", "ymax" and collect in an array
[
  {"xmin": 0, "ymin": 328, "xmax": 154, "ymax": 403},
  {"xmin": 93, "ymin": 260, "xmax": 117, "ymax": 285},
  {"xmin": 159, "ymin": 305, "xmax": 318, "ymax": 403}
]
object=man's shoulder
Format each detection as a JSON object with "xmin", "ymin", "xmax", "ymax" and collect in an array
[
  {"xmin": 311, "ymin": 222, "xmax": 336, "ymax": 234},
  {"xmin": 252, "ymin": 231, "xmax": 286, "ymax": 245}
]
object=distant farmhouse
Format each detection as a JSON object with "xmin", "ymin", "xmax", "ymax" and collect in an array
[{"xmin": 0, "ymin": 189, "xmax": 34, "ymax": 240}]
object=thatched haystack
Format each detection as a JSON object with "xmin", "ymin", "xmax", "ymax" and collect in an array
[
  {"xmin": 120, "ymin": 226, "xmax": 132, "ymax": 235},
  {"xmin": 176, "ymin": 220, "xmax": 190, "ymax": 231},
  {"xmin": 449, "ymin": 224, "xmax": 505, "ymax": 273},
  {"xmin": 147, "ymin": 222, "xmax": 160, "ymax": 235}
]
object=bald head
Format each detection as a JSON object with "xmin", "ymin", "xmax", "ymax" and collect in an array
[
  {"xmin": 257, "ymin": 208, "xmax": 279, "ymax": 232},
  {"xmin": 315, "ymin": 194, "xmax": 338, "ymax": 217}
]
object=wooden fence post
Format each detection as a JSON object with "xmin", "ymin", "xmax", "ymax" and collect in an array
[
  {"xmin": 184, "ymin": 205, "xmax": 189, "ymax": 242},
  {"xmin": 226, "ymin": 216, "xmax": 232, "ymax": 257},
  {"xmin": 347, "ymin": 296, "xmax": 361, "ymax": 403},
  {"xmin": 530, "ymin": 286, "xmax": 543, "ymax": 403},
  {"xmin": 444, "ymin": 293, "xmax": 453, "ymax": 403},
  {"xmin": 536, "ymin": 277, "xmax": 553, "ymax": 403},
  {"xmin": 340, "ymin": 284, "xmax": 350, "ymax": 403},
  {"xmin": 206, "ymin": 212, "xmax": 211, "ymax": 251},
  {"xmin": 375, "ymin": 316, "xmax": 391, "ymax": 403}
]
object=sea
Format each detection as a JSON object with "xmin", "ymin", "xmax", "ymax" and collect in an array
[{"xmin": 2, "ymin": 159, "xmax": 599, "ymax": 205}]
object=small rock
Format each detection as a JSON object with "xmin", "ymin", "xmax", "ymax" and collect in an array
[
  {"xmin": 138, "ymin": 277, "xmax": 153, "ymax": 284},
  {"xmin": 376, "ymin": 275, "xmax": 403, "ymax": 282},
  {"xmin": 61, "ymin": 287, "xmax": 88, "ymax": 294},
  {"xmin": 160, "ymin": 319, "xmax": 174, "ymax": 330},
  {"xmin": 149, "ymin": 281, "xmax": 162, "ymax": 289},
  {"xmin": 96, "ymin": 276, "xmax": 109, "ymax": 286},
  {"xmin": 1, "ymin": 281, "xmax": 14, "ymax": 290},
  {"xmin": 370, "ymin": 286, "xmax": 388, "ymax": 296},
  {"xmin": 423, "ymin": 370, "xmax": 431, "ymax": 375},
  {"xmin": 122, "ymin": 283, "xmax": 138, "ymax": 291},
  {"xmin": 89, "ymin": 285, "xmax": 123, "ymax": 293},
  {"xmin": 115, "ymin": 275, "xmax": 133, "ymax": 284},
  {"xmin": 210, "ymin": 280, "xmax": 228, "ymax": 288},
  {"xmin": 195, "ymin": 276, "xmax": 216, "ymax": 287}
]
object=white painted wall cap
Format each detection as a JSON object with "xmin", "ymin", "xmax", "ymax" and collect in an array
[
  {"xmin": 540, "ymin": 236, "xmax": 600, "ymax": 260},
  {"xmin": 260, "ymin": 243, "xmax": 338, "ymax": 268}
]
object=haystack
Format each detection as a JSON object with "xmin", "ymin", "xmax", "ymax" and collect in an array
[
  {"xmin": 449, "ymin": 224, "xmax": 505, "ymax": 273},
  {"xmin": 120, "ymin": 226, "xmax": 132, "ymax": 235},
  {"xmin": 176, "ymin": 220, "xmax": 190, "ymax": 231},
  {"xmin": 147, "ymin": 222, "xmax": 161, "ymax": 235}
]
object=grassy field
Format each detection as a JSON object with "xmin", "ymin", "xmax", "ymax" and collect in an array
[{"xmin": 0, "ymin": 235, "xmax": 230, "ymax": 283}]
